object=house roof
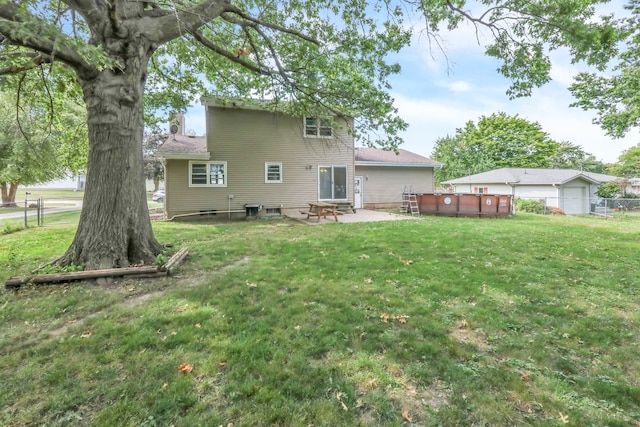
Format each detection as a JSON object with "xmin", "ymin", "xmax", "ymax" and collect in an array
[
  {"xmin": 355, "ymin": 147, "xmax": 442, "ymax": 168},
  {"xmin": 156, "ymin": 134, "xmax": 209, "ymax": 160},
  {"xmin": 444, "ymin": 168, "xmax": 619, "ymax": 185},
  {"xmin": 200, "ymin": 97, "xmax": 353, "ymax": 120}
]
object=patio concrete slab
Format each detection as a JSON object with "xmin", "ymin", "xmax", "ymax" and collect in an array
[{"xmin": 283, "ymin": 208, "xmax": 420, "ymax": 224}]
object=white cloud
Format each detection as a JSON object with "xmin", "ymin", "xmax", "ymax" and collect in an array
[
  {"xmin": 439, "ymin": 80, "xmax": 472, "ymax": 92},
  {"xmin": 391, "ymin": 84, "xmax": 639, "ymax": 164}
]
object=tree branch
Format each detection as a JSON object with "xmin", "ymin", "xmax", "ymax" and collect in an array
[
  {"xmin": 190, "ymin": 29, "xmax": 272, "ymax": 76},
  {"xmin": 147, "ymin": 0, "xmax": 319, "ymax": 48},
  {"xmin": 220, "ymin": 6, "xmax": 320, "ymax": 45},
  {"xmin": 61, "ymin": 0, "xmax": 107, "ymax": 29},
  {"xmin": 0, "ymin": 5, "xmax": 95, "ymax": 74},
  {"xmin": 0, "ymin": 53, "xmax": 51, "ymax": 76}
]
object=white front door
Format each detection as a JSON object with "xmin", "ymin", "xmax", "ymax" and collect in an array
[{"xmin": 354, "ymin": 176, "xmax": 363, "ymax": 209}]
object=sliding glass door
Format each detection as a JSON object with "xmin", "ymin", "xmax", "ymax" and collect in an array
[{"xmin": 319, "ymin": 166, "xmax": 347, "ymax": 200}]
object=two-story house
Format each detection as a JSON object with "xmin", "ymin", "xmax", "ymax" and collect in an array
[
  {"xmin": 157, "ymin": 98, "xmax": 443, "ymax": 220},
  {"xmin": 157, "ymin": 98, "xmax": 355, "ymax": 220}
]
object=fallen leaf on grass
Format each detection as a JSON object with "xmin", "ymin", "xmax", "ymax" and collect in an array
[
  {"xmin": 364, "ymin": 277, "xmax": 373, "ymax": 284},
  {"xmin": 402, "ymin": 409, "xmax": 412, "ymax": 422},
  {"xmin": 522, "ymin": 371, "xmax": 529, "ymax": 383},
  {"xmin": 559, "ymin": 412, "xmax": 569, "ymax": 424},
  {"xmin": 178, "ymin": 363, "xmax": 194, "ymax": 373},
  {"xmin": 399, "ymin": 258, "xmax": 413, "ymax": 265},
  {"xmin": 380, "ymin": 313, "xmax": 409, "ymax": 324},
  {"xmin": 80, "ymin": 331, "xmax": 92, "ymax": 338},
  {"xmin": 359, "ymin": 254, "xmax": 370, "ymax": 259},
  {"xmin": 336, "ymin": 392, "xmax": 348, "ymax": 411},
  {"xmin": 195, "ymin": 323, "xmax": 201, "ymax": 328},
  {"xmin": 456, "ymin": 319, "xmax": 469, "ymax": 329},
  {"xmin": 219, "ymin": 362, "xmax": 227, "ymax": 369}
]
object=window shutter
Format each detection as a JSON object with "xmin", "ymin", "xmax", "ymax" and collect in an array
[
  {"xmin": 484, "ymin": 187, "xmax": 489, "ymax": 194},
  {"xmin": 473, "ymin": 187, "xmax": 478, "ymax": 193}
]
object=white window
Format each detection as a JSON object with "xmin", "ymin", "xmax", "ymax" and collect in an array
[
  {"xmin": 265, "ymin": 162, "xmax": 283, "ymax": 183},
  {"xmin": 304, "ymin": 116, "xmax": 332, "ymax": 138},
  {"xmin": 189, "ymin": 161, "xmax": 227, "ymax": 187},
  {"xmin": 319, "ymin": 165, "xmax": 347, "ymax": 200}
]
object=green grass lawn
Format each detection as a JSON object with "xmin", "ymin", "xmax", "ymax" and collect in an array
[{"xmin": 1, "ymin": 214, "xmax": 639, "ymax": 426}]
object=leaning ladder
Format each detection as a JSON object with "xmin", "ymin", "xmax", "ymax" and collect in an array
[{"xmin": 401, "ymin": 185, "xmax": 420, "ymax": 216}]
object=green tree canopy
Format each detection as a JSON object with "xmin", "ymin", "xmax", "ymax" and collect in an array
[
  {"xmin": 0, "ymin": 74, "xmax": 87, "ymax": 206},
  {"xmin": 570, "ymin": 1, "xmax": 640, "ymax": 138},
  {"xmin": 608, "ymin": 143, "xmax": 640, "ymax": 177},
  {"xmin": 432, "ymin": 113, "xmax": 567, "ymax": 183},
  {"xmin": 0, "ymin": 0, "xmax": 620, "ymax": 269},
  {"xmin": 548, "ymin": 141, "xmax": 608, "ymax": 173}
]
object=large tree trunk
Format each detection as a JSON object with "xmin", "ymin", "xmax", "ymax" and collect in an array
[
  {"xmin": 57, "ymin": 39, "xmax": 163, "ymax": 270},
  {"xmin": 1, "ymin": 182, "xmax": 18, "ymax": 207}
]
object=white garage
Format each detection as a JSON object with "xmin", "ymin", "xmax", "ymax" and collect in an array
[{"xmin": 444, "ymin": 168, "xmax": 619, "ymax": 215}]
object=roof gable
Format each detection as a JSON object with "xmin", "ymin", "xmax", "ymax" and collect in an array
[{"xmin": 156, "ymin": 134, "xmax": 208, "ymax": 159}]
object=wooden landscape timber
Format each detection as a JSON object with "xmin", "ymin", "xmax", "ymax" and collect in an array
[{"xmin": 4, "ymin": 248, "xmax": 189, "ymax": 289}]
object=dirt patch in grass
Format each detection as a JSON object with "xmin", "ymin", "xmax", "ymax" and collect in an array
[
  {"xmin": 389, "ymin": 379, "xmax": 451, "ymax": 421},
  {"xmin": 450, "ymin": 321, "xmax": 491, "ymax": 352},
  {"xmin": 46, "ymin": 256, "xmax": 250, "ymax": 338}
]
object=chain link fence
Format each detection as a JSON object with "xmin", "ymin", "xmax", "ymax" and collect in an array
[
  {"xmin": 514, "ymin": 196, "xmax": 640, "ymax": 219},
  {"xmin": 590, "ymin": 197, "xmax": 640, "ymax": 218},
  {"xmin": 1, "ymin": 195, "xmax": 83, "ymax": 230}
]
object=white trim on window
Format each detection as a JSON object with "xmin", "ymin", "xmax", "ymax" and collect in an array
[
  {"xmin": 265, "ymin": 162, "xmax": 283, "ymax": 183},
  {"xmin": 304, "ymin": 116, "xmax": 332, "ymax": 138},
  {"xmin": 189, "ymin": 161, "xmax": 227, "ymax": 187}
]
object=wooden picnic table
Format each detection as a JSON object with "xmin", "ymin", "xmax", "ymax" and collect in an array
[{"xmin": 301, "ymin": 202, "xmax": 343, "ymax": 222}]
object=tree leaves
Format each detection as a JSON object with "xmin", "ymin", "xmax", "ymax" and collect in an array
[{"xmin": 431, "ymin": 112, "xmax": 591, "ymax": 183}]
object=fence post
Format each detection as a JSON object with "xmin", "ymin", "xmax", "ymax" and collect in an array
[{"xmin": 24, "ymin": 192, "xmax": 31, "ymax": 228}]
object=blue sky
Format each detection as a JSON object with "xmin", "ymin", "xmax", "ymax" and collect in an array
[{"xmin": 182, "ymin": 6, "xmax": 638, "ymax": 165}]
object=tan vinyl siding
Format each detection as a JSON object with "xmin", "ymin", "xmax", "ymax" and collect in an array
[
  {"xmin": 165, "ymin": 107, "xmax": 354, "ymax": 217},
  {"xmin": 357, "ymin": 166, "xmax": 435, "ymax": 208}
]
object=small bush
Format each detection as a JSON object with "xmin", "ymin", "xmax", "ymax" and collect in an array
[
  {"xmin": 2, "ymin": 221, "xmax": 24, "ymax": 235},
  {"xmin": 516, "ymin": 198, "xmax": 545, "ymax": 214},
  {"xmin": 596, "ymin": 182, "xmax": 621, "ymax": 199}
]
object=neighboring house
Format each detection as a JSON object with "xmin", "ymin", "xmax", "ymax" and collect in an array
[
  {"xmin": 156, "ymin": 98, "xmax": 355, "ymax": 219},
  {"xmin": 21, "ymin": 174, "xmax": 86, "ymax": 191},
  {"xmin": 354, "ymin": 147, "xmax": 442, "ymax": 209},
  {"xmin": 444, "ymin": 168, "xmax": 619, "ymax": 215},
  {"xmin": 626, "ymin": 177, "xmax": 640, "ymax": 194}
]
